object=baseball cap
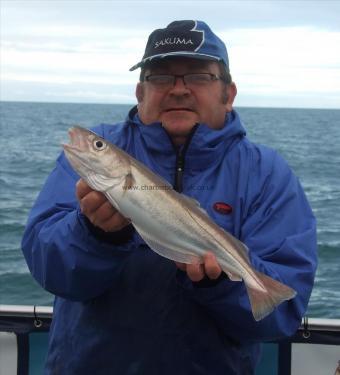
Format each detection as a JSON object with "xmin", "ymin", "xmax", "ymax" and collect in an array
[{"xmin": 129, "ymin": 20, "xmax": 229, "ymax": 71}]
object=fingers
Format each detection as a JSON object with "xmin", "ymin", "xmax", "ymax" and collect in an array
[
  {"xmin": 175, "ymin": 261, "xmax": 205, "ymax": 282},
  {"xmin": 186, "ymin": 263, "xmax": 206, "ymax": 282},
  {"xmin": 79, "ymin": 190, "xmax": 110, "ymax": 216},
  {"xmin": 87, "ymin": 200, "xmax": 128, "ymax": 231},
  {"xmin": 175, "ymin": 262, "xmax": 186, "ymax": 271},
  {"xmin": 76, "ymin": 179, "xmax": 130, "ymax": 232},
  {"xmin": 92, "ymin": 208, "xmax": 131, "ymax": 232},
  {"xmin": 76, "ymin": 179, "xmax": 94, "ymax": 200},
  {"xmin": 175, "ymin": 252, "xmax": 222, "ymax": 282},
  {"xmin": 203, "ymin": 252, "xmax": 222, "ymax": 280}
]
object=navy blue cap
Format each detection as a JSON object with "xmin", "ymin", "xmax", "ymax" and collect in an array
[{"xmin": 129, "ymin": 20, "xmax": 229, "ymax": 71}]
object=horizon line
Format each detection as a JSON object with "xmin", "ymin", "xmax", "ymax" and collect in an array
[{"xmin": 0, "ymin": 99, "xmax": 339, "ymax": 111}]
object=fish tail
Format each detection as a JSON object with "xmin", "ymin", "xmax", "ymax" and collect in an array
[{"xmin": 245, "ymin": 271, "xmax": 297, "ymax": 321}]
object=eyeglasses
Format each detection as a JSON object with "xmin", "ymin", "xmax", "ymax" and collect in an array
[{"xmin": 144, "ymin": 73, "xmax": 225, "ymax": 89}]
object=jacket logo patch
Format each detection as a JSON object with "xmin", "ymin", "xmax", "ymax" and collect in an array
[{"xmin": 213, "ymin": 202, "xmax": 233, "ymax": 215}]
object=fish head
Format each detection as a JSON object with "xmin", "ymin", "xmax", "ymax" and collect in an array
[{"xmin": 63, "ymin": 126, "xmax": 130, "ymax": 191}]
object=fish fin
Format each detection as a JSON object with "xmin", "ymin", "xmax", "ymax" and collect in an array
[
  {"xmin": 134, "ymin": 224, "xmax": 202, "ymax": 264},
  {"xmin": 123, "ymin": 173, "xmax": 135, "ymax": 191},
  {"xmin": 245, "ymin": 271, "xmax": 297, "ymax": 321},
  {"xmin": 225, "ymin": 271, "xmax": 242, "ymax": 282},
  {"xmin": 219, "ymin": 260, "xmax": 242, "ymax": 281}
]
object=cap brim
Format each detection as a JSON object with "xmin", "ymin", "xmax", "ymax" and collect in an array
[{"xmin": 129, "ymin": 52, "xmax": 222, "ymax": 71}]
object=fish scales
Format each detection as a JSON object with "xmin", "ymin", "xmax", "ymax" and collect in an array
[{"xmin": 113, "ymin": 161, "xmax": 246, "ymax": 271}]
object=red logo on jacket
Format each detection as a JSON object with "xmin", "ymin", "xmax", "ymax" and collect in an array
[{"xmin": 213, "ymin": 202, "xmax": 233, "ymax": 215}]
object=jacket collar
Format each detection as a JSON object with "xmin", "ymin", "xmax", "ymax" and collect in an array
[{"xmin": 126, "ymin": 106, "xmax": 246, "ymax": 170}]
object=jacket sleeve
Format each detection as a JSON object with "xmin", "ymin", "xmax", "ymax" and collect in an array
[
  {"xmin": 21, "ymin": 150, "xmax": 138, "ymax": 302},
  {"xmin": 176, "ymin": 149, "xmax": 317, "ymax": 343}
]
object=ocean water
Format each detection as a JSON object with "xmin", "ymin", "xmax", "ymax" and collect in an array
[{"xmin": 0, "ymin": 101, "xmax": 339, "ymax": 318}]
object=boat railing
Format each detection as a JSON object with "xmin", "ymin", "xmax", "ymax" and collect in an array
[
  {"xmin": 1, "ymin": 305, "xmax": 340, "ymax": 375},
  {"xmin": 0, "ymin": 305, "xmax": 53, "ymax": 320},
  {"xmin": 1, "ymin": 304, "xmax": 340, "ymax": 332}
]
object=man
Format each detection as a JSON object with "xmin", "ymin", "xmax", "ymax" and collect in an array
[{"xmin": 22, "ymin": 20, "xmax": 317, "ymax": 374}]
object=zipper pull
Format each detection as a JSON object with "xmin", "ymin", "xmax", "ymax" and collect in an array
[{"xmin": 174, "ymin": 150, "xmax": 184, "ymax": 193}]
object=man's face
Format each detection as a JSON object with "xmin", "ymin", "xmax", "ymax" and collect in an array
[{"xmin": 136, "ymin": 58, "xmax": 237, "ymax": 145}]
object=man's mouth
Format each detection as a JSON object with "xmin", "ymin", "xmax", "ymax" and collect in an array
[{"xmin": 164, "ymin": 108, "xmax": 194, "ymax": 112}]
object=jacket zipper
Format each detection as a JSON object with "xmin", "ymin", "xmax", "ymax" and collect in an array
[
  {"xmin": 173, "ymin": 124, "xmax": 198, "ymax": 193},
  {"xmin": 174, "ymin": 149, "xmax": 184, "ymax": 192}
]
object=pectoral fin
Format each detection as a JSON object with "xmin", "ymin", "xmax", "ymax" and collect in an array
[
  {"xmin": 123, "ymin": 173, "xmax": 136, "ymax": 192},
  {"xmin": 225, "ymin": 271, "xmax": 242, "ymax": 282}
]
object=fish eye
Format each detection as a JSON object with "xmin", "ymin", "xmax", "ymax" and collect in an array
[{"xmin": 93, "ymin": 139, "xmax": 106, "ymax": 151}]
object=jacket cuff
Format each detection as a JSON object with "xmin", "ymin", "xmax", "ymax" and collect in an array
[
  {"xmin": 192, "ymin": 272, "xmax": 229, "ymax": 288},
  {"xmin": 79, "ymin": 211, "xmax": 135, "ymax": 245},
  {"xmin": 176, "ymin": 269, "xmax": 232, "ymax": 292}
]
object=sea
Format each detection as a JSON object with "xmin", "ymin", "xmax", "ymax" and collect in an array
[{"xmin": 0, "ymin": 101, "xmax": 339, "ymax": 319}]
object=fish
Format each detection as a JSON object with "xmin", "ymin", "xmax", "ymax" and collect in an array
[{"xmin": 63, "ymin": 126, "xmax": 297, "ymax": 321}]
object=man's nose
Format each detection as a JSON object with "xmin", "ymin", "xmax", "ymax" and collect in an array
[{"xmin": 169, "ymin": 76, "xmax": 191, "ymax": 94}]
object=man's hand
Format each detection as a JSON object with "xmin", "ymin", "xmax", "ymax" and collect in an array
[
  {"xmin": 175, "ymin": 252, "xmax": 222, "ymax": 282},
  {"xmin": 76, "ymin": 179, "xmax": 130, "ymax": 232}
]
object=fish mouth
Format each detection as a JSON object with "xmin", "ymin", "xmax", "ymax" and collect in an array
[
  {"xmin": 62, "ymin": 127, "xmax": 93, "ymax": 175},
  {"xmin": 64, "ymin": 127, "xmax": 88, "ymax": 150},
  {"xmin": 62, "ymin": 142, "xmax": 81, "ymax": 155},
  {"xmin": 62, "ymin": 126, "xmax": 94, "ymax": 154}
]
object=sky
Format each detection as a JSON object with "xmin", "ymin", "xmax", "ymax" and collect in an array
[{"xmin": 1, "ymin": 0, "xmax": 340, "ymax": 108}]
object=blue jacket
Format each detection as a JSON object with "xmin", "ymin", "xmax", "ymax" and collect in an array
[{"xmin": 22, "ymin": 107, "xmax": 317, "ymax": 374}]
